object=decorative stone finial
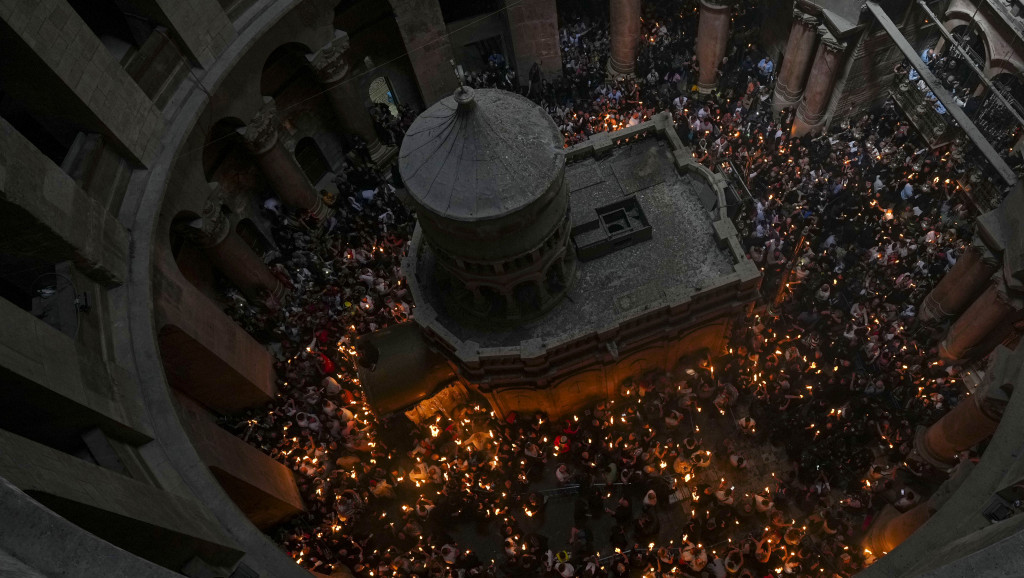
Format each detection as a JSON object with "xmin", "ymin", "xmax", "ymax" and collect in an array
[{"xmin": 453, "ymin": 85, "xmax": 475, "ymax": 107}]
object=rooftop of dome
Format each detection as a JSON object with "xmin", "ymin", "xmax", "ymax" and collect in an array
[{"xmin": 397, "ymin": 86, "xmax": 565, "ymax": 221}]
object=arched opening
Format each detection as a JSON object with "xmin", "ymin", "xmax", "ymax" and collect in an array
[
  {"xmin": 260, "ymin": 43, "xmax": 317, "ymax": 102},
  {"xmin": 977, "ymin": 72, "xmax": 1024, "ymax": 145},
  {"xmin": 369, "ymin": 76, "xmax": 399, "ymax": 116},
  {"xmin": 990, "ymin": 72, "xmax": 1024, "ymax": 114},
  {"xmin": 335, "ymin": 0, "xmax": 422, "ymax": 110},
  {"xmin": 169, "ymin": 211, "xmax": 219, "ymax": 302},
  {"xmin": 947, "ymin": 25, "xmax": 987, "ymax": 84},
  {"xmin": 478, "ymin": 286, "xmax": 506, "ymax": 317},
  {"xmin": 294, "ymin": 137, "xmax": 331, "ymax": 186},
  {"xmin": 450, "ymin": 281, "xmax": 473, "ymax": 313},
  {"xmin": 513, "ymin": 281, "xmax": 541, "ymax": 315},
  {"xmin": 545, "ymin": 259, "xmax": 566, "ymax": 296},
  {"xmin": 202, "ymin": 117, "xmax": 259, "ymax": 194}
]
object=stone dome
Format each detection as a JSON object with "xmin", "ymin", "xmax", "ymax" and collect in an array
[{"xmin": 399, "ymin": 86, "xmax": 565, "ymax": 221}]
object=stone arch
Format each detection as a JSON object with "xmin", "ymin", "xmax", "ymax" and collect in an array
[
  {"xmin": 478, "ymin": 285, "xmax": 506, "ymax": 317},
  {"xmin": 446, "ymin": 276, "xmax": 473, "ymax": 311},
  {"xmin": 978, "ymin": 71, "xmax": 1024, "ymax": 133},
  {"xmin": 169, "ymin": 211, "xmax": 200, "ymax": 256},
  {"xmin": 169, "ymin": 211, "xmax": 219, "ymax": 300},
  {"xmin": 544, "ymin": 258, "xmax": 566, "ymax": 295},
  {"xmin": 513, "ymin": 281, "xmax": 542, "ymax": 315},
  {"xmin": 548, "ymin": 369, "xmax": 607, "ymax": 417},
  {"xmin": 202, "ymin": 117, "xmax": 250, "ymax": 184},
  {"xmin": 260, "ymin": 42, "xmax": 317, "ymax": 99},
  {"xmin": 947, "ymin": 22, "xmax": 990, "ymax": 68},
  {"xmin": 369, "ymin": 76, "xmax": 399, "ymax": 116},
  {"xmin": 609, "ymin": 345, "xmax": 665, "ymax": 388},
  {"xmin": 986, "ymin": 60, "xmax": 1024, "ymax": 82}
]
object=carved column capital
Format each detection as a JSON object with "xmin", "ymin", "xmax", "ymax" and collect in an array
[
  {"xmin": 819, "ymin": 30, "xmax": 846, "ymax": 53},
  {"xmin": 238, "ymin": 97, "xmax": 279, "ymax": 154},
  {"xmin": 307, "ymin": 30, "xmax": 352, "ymax": 85},
  {"xmin": 794, "ymin": 9, "xmax": 818, "ymax": 28},
  {"xmin": 185, "ymin": 183, "xmax": 231, "ymax": 248}
]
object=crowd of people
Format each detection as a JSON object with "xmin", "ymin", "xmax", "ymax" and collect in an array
[{"xmin": 210, "ymin": 1, "xmax": 1014, "ymax": 576}]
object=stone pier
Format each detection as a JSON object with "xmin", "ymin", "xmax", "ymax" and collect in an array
[
  {"xmin": 772, "ymin": 11, "xmax": 819, "ymax": 114},
  {"xmin": 914, "ymin": 379, "xmax": 1008, "ymax": 468},
  {"xmin": 239, "ymin": 99, "xmax": 330, "ymax": 219},
  {"xmin": 506, "ymin": 0, "xmax": 563, "ymax": 82},
  {"xmin": 939, "ymin": 281, "xmax": 1020, "ymax": 362},
  {"xmin": 696, "ymin": 0, "xmax": 731, "ymax": 93},
  {"xmin": 919, "ymin": 239, "xmax": 1000, "ymax": 323},
  {"xmin": 607, "ymin": 0, "xmax": 642, "ymax": 77},
  {"xmin": 792, "ymin": 31, "xmax": 846, "ymax": 137},
  {"xmin": 185, "ymin": 186, "xmax": 286, "ymax": 304}
]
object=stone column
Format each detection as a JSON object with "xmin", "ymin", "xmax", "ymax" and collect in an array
[
  {"xmin": 919, "ymin": 239, "xmax": 1000, "ymax": 323},
  {"xmin": 239, "ymin": 98, "xmax": 330, "ymax": 220},
  {"xmin": 696, "ymin": 0, "xmax": 731, "ymax": 93},
  {"xmin": 507, "ymin": 0, "xmax": 563, "ymax": 82},
  {"xmin": 772, "ymin": 11, "xmax": 819, "ymax": 114},
  {"xmin": 186, "ymin": 187, "xmax": 286, "ymax": 303},
  {"xmin": 939, "ymin": 281, "xmax": 1019, "ymax": 362},
  {"xmin": 608, "ymin": 0, "xmax": 642, "ymax": 78},
  {"xmin": 308, "ymin": 32, "xmax": 395, "ymax": 166},
  {"xmin": 914, "ymin": 383, "xmax": 1006, "ymax": 467},
  {"xmin": 392, "ymin": 0, "xmax": 460, "ymax": 106},
  {"xmin": 792, "ymin": 31, "xmax": 846, "ymax": 137},
  {"xmin": 862, "ymin": 503, "xmax": 934, "ymax": 555}
]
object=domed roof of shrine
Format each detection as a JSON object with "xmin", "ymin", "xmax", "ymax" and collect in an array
[{"xmin": 398, "ymin": 87, "xmax": 564, "ymax": 221}]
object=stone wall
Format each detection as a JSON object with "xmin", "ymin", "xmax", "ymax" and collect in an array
[
  {"xmin": 149, "ymin": 0, "xmax": 237, "ymax": 67},
  {"xmin": 0, "ymin": 117, "xmax": 129, "ymax": 287},
  {"xmin": 0, "ymin": 429, "xmax": 242, "ymax": 572},
  {"xmin": 0, "ymin": 478, "xmax": 184, "ymax": 578},
  {"xmin": 0, "ymin": 292, "xmax": 152, "ymax": 445},
  {"xmin": 0, "ymin": 0, "xmax": 165, "ymax": 166}
]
